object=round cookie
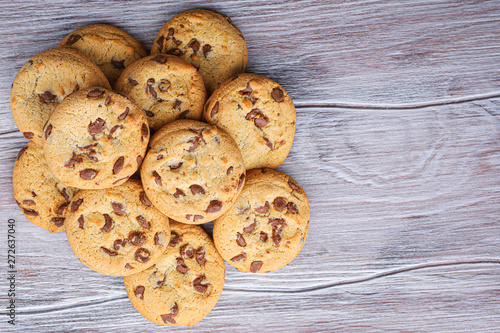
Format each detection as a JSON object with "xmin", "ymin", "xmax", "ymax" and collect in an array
[
  {"xmin": 10, "ymin": 48, "xmax": 111, "ymax": 145},
  {"xmin": 114, "ymin": 54, "xmax": 206, "ymax": 131},
  {"xmin": 151, "ymin": 9, "xmax": 248, "ymax": 94},
  {"xmin": 12, "ymin": 141, "xmax": 79, "ymax": 233},
  {"xmin": 141, "ymin": 119, "xmax": 245, "ymax": 224},
  {"xmin": 65, "ymin": 179, "xmax": 170, "ymax": 276},
  {"xmin": 59, "ymin": 24, "xmax": 147, "ymax": 86},
  {"xmin": 43, "ymin": 87, "xmax": 149, "ymax": 190},
  {"xmin": 213, "ymin": 169, "xmax": 310, "ymax": 273},
  {"xmin": 204, "ymin": 73, "xmax": 296, "ymax": 170},
  {"xmin": 124, "ymin": 221, "xmax": 225, "ymax": 326}
]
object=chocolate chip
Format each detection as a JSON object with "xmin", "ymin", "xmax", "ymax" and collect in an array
[
  {"xmin": 139, "ymin": 191, "xmax": 152, "ymax": 206},
  {"xmin": 56, "ymin": 202, "xmax": 69, "ymax": 215},
  {"xmin": 287, "ymin": 202, "xmax": 299, "ymax": 214},
  {"xmin": 101, "ymin": 247, "xmax": 118, "ymax": 256},
  {"xmin": 101, "ymin": 214, "xmax": 114, "ymax": 232},
  {"xmin": 78, "ymin": 215, "xmax": 84, "ymax": 228},
  {"xmin": 148, "ymin": 84, "xmax": 157, "ymax": 98},
  {"xmin": 161, "ymin": 314, "xmax": 176, "ymax": 324},
  {"xmin": 136, "ymin": 215, "xmax": 150, "ymax": 229},
  {"xmin": 231, "ymin": 252, "xmax": 247, "ymax": 262},
  {"xmin": 41, "ymin": 90, "xmax": 57, "ymax": 103},
  {"xmin": 206, "ymin": 200, "xmax": 222, "ymax": 213},
  {"xmin": 173, "ymin": 99, "xmax": 182, "ymax": 110},
  {"xmin": 87, "ymin": 88, "xmax": 104, "ymax": 97},
  {"xmin": 118, "ymin": 107, "xmax": 129, "ymax": 120},
  {"xmin": 190, "ymin": 185, "xmax": 205, "ymax": 195},
  {"xmin": 128, "ymin": 77, "xmax": 138, "ymax": 85},
  {"xmin": 176, "ymin": 258, "xmax": 189, "ymax": 274},
  {"xmin": 260, "ymin": 231, "xmax": 268, "ymax": 243},
  {"xmin": 44, "ymin": 125, "xmax": 52, "ymax": 140},
  {"xmin": 239, "ymin": 82, "xmax": 253, "ymax": 95},
  {"xmin": 239, "ymin": 206, "xmax": 250, "ymax": 214},
  {"xmin": 137, "ymin": 155, "xmax": 143, "ymax": 167},
  {"xmin": 245, "ymin": 109, "xmax": 259, "ymax": 120},
  {"xmin": 71, "ymin": 198, "xmax": 83, "ymax": 211},
  {"xmin": 129, "ymin": 231, "xmax": 146, "ymax": 246},
  {"xmin": 23, "ymin": 132, "xmax": 34, "ymax": 140},
  {"xmin": 178, "ymin": 110, "xmax": 189, "ymax": 119},
  {"xmin": 169, "ymin": 231, "xmax": 181, "ymax": 247},
  {"xmin": 254, "ymin": 115, "xmax": 269, "ymax": 128},
  {"xmin": 193, "ymin": 276, "xmax": 209, "ymax": 293},
  {"xmin": 125, "ymin": 263, "xmax": 133, "ymax": 270},
  {"xmin": 50, "ymin": 217, "xmax": 65, "ymax": 227},
  {"xmin": 61, "ymin": 188, "xmax": 70, "ymax": 202},
  {"xmin": 170, "ymin": 162, "xmax": 183, "ymax": 170},
  {"xmin": 67, "ymin": 34, "xmax": 82, "ymax": 45},
  {"xmin": 109, "ymin": 124, "xmax": 123, "ymax": 137},
  {"xmin": 158, "ymin": 79, "xmax": 170, "ymax": 92},
  {"xmin": 134, "ymin": 286, "xmax": 145, "ymax": 300},
  {"xmin": 273, "ymin": 234, "xmax": 281, "ymax": 247},
  {"xmin": 227, "ymin": 166, "xmax": 233, "ymax": 175},
  {"xmin": 151, "ymin": 54, "xmax": 168, "ymax": 63},
  {"xmin": 167, "ymin": 48, "xmax": 183, "ymax": 56},
  {"xmin": 171, "ymin": 302, "xmax": 179, "ymax": 316},
  {"xmin": 111, "ymin": 202, "xmax": 126, "ymax": 216},
  {"xmin": 173, "ymin": 37, "xmax": 182, "ymax": 45},
  {"xmin": 270, "ymin": 218, "xmax": 287, "ymax": 232},
  {"xmin": 236, "ymin": 233, "xmax": 247, "ymax": 247},
  {"xmin": 145, "ymin": 110, "xmax": 154, "ymax": 117},
  {"xmin": 265, "ymin": 138, "xmax": 273, "ymax": 149},
  {"xmin": 23, "ymin": 199, "xmax": 35, "ymax": 205},
  {"xmin": 31, "ymin": 191, "xmax": 37, "ymax": 197},
  {"xmin": 80, "ymin": 169, "xmax": 98, "ymax": 180},
  {"xmin": 156, "ymin": 154, "xmax": 163, "ymax": 160},
  {"xmin": 153, "ymin": 171, "xmax": 162, "ymax": 186},
  {"xmin": 157, "ymin": 36, "xmax": 164, "ymax": 51},
  {"xmin": 288, "ymin": 180, "xmax": 300, "ymax": 190},
  {"xmin": 113, "ymin": 177, "xmax": 129, "ymax": 185},
  {"xmin": 64, "ymin": 152, "xmax": 77, "ymax": 167},
  {"xmin": 111, "ymin": 156, "xmax": 125, "ymax": 175},
  {"xmin": 210, "ymin": 101, "xmax": 219, "ymax": 118},
  {"xmin": 243, "ymin": 221, "xmax": 256, "ymax": 233},
  {"xmin": 111, "ymin": 59, "xmax": 125, "ymax": 69},
  {"xmin": 141, "ymin": 123, "xmax": 148, "ymax": 141},
  {"xmin": 196, "ymin": 247, "xmax": 207, "ymax": 266},
  {"xmin": 238, "ymin": 173, "xmax": 246, "ymax": 190},
  {"xmin": 194, "ymin": 215, "xmax": 204, "ymax": 222},
  {"xmin": 250, "ymin": 261, "xmax": 263, "ymax": 273},
  {"xmin": 17, "ymin": 146, "xmax": 27, "ymax": 160},
  {"xmin": 273, "ymin": 197, "xmax": 288, "ymax": 212},
  {"xmin": 255, "ymin": 201, "xmax": 269, "ymax": 214},
  {"xmin": 271, "ymin": 87, "xmax": 284, "ymax": 102},
  {"xmin": 187, "ymin": 136, "xmax": 201, "ymax": 151},
  {"xmin": 113, "ymin": 239, "xmax": 127, "ymax": 251},
  {"xmin": 180, "ymin": 244, "xmax": 195, "ymax": 258},
  {"xmin": 134, "ymin": 248, "xmax": 150, "ymax": 263},
  {"xmin": 104, "ymin": 95, "xmax": 111, "ymax": 106},
  {"xmin": 173, "ymin": 188, "xmax": 185, "ymax": 198},
  {"xmin": 188, "ymin": 39, "xmax": 200, "ymax": 53},
  {"xmin": 23, "ymin": 208, "xmax": 38, "ymax": 216},
  {"xmin": 88, "ymin": 118, "xmax": 106, "ymax": 134},
  {"xmin": 202, "ymin": 44, "xmax": 212, "ymax": 57}
]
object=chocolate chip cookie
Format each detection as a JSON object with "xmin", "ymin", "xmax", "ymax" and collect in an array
[
  {"xmin": 140, "ymin": 119, "xmax": 245, "ymax": 224},
  {"xmin": 114, "ymin": 54, "xmax": 206, "ymax": 131},
  {"xmin": 13, "ymin": 141, "xmax": 78, "ymax": 233},
  {"xmin": 204, "ymin": 73, "xmax": 296, "ymax": 170},
  {"xmin": 59, "ymin": 24, "xmax": 147, "ymax": 86},
  {"xmin": 65, "ymin": 179, "xmax": 170, "ymax": 276},
  {"xmin": 43, "ymin": 87, "xmax": 149, "ymax": 189},
  {"xmin": 10, "ymin": 48, "xmax": 111, "ymax": 145},
  {"xmin": 213, "ymin": 169, "xmax": 310, "ymax": 273},
  {"xmin": 151, "ymin": 9, "xmax": 248, "ymax": 94},
  {"xmin": 123, "ymin": 221, "xmax": 224, "ymax": 326}
]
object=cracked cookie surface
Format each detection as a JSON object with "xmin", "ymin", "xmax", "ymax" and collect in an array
[
  {"xmin": 114, "ymin": 54, "xmax": 206, "ymax": 131},
  {"xmin": 123, "ymin": 221, "xmax": 225, "ymax": 326},
  {"xmin": 151, "ymin": 9, "xmax": 248, "ymax": 94},
  {"xmin": 213, "ymin": 169, "xmax": 310, "ymax": 273},
  {"xmin": 65, "ymin": 179, "xmax": 170, "ymax": 276},
  {"xmin": 13, "ymin": 141, "xmax": 78, "ymax": 233},
  {"xmin": 141, "ymin": 119, "xmax": 245, "ymax": 224},
  {"xmin": 10, "ymin": 48, "xmax": 111, "ymax": 145},
  {"xmin": 204, "ymin": 73, "xmax": 296, "ymax": 170},
  {"xmin": 43, "ymin": 87, "xmax": 149, "ymax": 189},
  {"xmin": 59, "ymin": 24, "xmax": 147, "ymax": 86}
]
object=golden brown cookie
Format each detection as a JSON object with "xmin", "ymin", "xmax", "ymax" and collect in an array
[
  {"xmin": 151, "ymin": 9, "xmax": 248, "ymax": 94},
  {"xmin": 140, "ymin": 120, "xmax": 245, "ymax": 224},
  {"xmin": 10, "ymin": 48, "xmax": 111, "ymax": 145},
  {"xmin": 123, "ymin": 221, "xmax": 225, "ymax": 326},
  {"xmin": 213, "ymin": 169, "xmax": 310, "ymax": 273},
  {"xmin": 204, "ymin": 73, "xmax": 296, "ymax": 170},
  {"xmin": 65, "ymin": 179, "xmax": 170, "ymax": 276},
  {"xmin": 43, "ymin": 87, "xmax": 149, "ymax": 190},
  {"xmin": 114, "ymin": 54, "xmax": 206, "ymax": 131},
  {"xmin": 59, "ymin": 24, "xmax": 147, "ymax": 86},
  {"xmin": 12, "ymin": 141, "xmax": 78, "ymax": 233}
]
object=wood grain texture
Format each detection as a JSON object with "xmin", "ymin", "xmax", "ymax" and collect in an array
[{"xmin": 0, "ymin": 0, "xmax": 500, "ymax": 332}]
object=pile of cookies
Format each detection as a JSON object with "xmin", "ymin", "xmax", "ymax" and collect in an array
[{"xmin": 11, "ymin": 9, "xmax": 310, "ymax": 326}]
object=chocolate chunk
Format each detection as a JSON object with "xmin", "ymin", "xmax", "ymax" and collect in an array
[
  {"xmin": 64, "ymin": 152, "xmax": 77, "ymax": 167},
  {"xmin": 23, "ymin": 199, "xmax": 35, "ymax": 205},
  {"xmin": 190, "ymin": 184, "xmax": 205, "ymax": 195},
  {"xmin": 139, "ymin": 191, "xmax": 152, "ymax": 206},
  {"xmin": 193, "ymin": 276, "xmax": 209, "ymax": 293},
  {"xmin": 104, "ymin": 95, "xmax": 111, "ymax": 106},
  {"xmin": 113, "ymin": 156, "xmax": 124, "ymax": 174},
  {"xmin": 153, "ymin": 171, "xmax": 162, "ymax": 186},
  {"xmin": 171, "ymin": 302, "xmax": 179, "ymax": 316},
  {"xmin": 166, "ymin": 28, "xmax": 174, "ymax": 40},
  {"xmin": 101, "ymin": 247, "xmax": 118, "ymax": 256},
  {"xmin": 173, "ymin": 188, "xmax": 185, "ymax": 198},
  {"xmin": 194, "ymin": 215, "xmax": 204, "ymax": 222},
  {"xmin": 56, "ymin": 202, "xmax": 69, "ymax": 215},
  {"xmin": 250, "ymin": 261, "xmax": 263, "ymax": 273},
  {"xmin": 128, "ymin": 77, "xmax": 138, "ymax": 85},
  {"xmin": 154, "ymin": 231, "xmax": 165, "ymax": 246},
  {"xmin": 170, "ymin": 162, "xmax": 183, "ymax": 170},
  {"xmin": 288, "ymin": 180, "xmax": 300, "ymax": 190},
  {"xmin": 112, "ymin": 202, "xmax": 126, "ymax": 216},
  {"xmin": 67, "ymin": 34, "xmax": 82, "ymax": 45},
  {"xmin": 141, "ymin": 123, "xmax": 148, "ymax": 141},
  {"xmin": 180, "ymin": 244, "xmax": 195, "ymax": 258},
  {"xmin": 210, "ymin": 101, "xmax": 219, "ymax": 118},
  {"xmin": 61, "ymin": 188, "xmax": 70, "ymax": 202},
  {"xmin": 273, "ymin": 197, "xmax": 288, "ymax": 212},
  {"xmin": 243, "ymin": 221, "xmax": 256, "ymax": 233},
  {"xmin": 136, "ymin": 215, "xmax": 150, "ymax": 229},
  {"xmin": 169, "ymin": 231, "xmax": 181, "ymax": 247},
  {"xmin": 172, "ymin": 37, "xmax": 182, "ymax": 45},
  {"xmin": 245, "ymin": 109, "xmax": 259, "ymax": 120},
  {"xmin": 238, "ymin": 173, "xmax": 246, "ymax": 190},
  {"xmin": 71, "ymin": 198, "xmax": 83, "ymax": 211},
  {"xmin": 113, "ymin": 239, "xmax": 127, "ymax": 251},
  {"xmin": 176, "ymin": 258, "xmax": 189, "ymax": 274},
  {"xmin": 230, "ymin": 252, "xmax": 247, "ymax": 262},
  {"xmin": 158, "ymin": 79, "xmax": 170, "ymax": 92},
  {"xmin": 287, "ymin": 202, "xmax": 299, "ymax": 214},
  {"xmin": 202, "ymin": 44, "xmax": 212, "ymax": 57},
  {"xmin": 167, "ymin": 48, "xmax": 183, "ymax": 56},
  {"xmin": 254, "ymin": 115, "xmax": 269, "ymax": 128},
  {"xmin": 41, "ymin": 90, "xmax": 57, "ymax": 103},
  {"xmin": 187, "ymin": 136, "xmax": 201, "ymax": 151},
  {"xmin": 78, "ymin": 215, "xmax": 84, "ymax": 228},
  {"xmin": 137, "ymin": 155, "xmax": 143, "ymax": 167},
  {"xmin": 31, "ymin": 191, "xmax": 37, "ymax": 197},
  {"xmin": 129, "ymin": 231, "xmax": 146, "ymax": 246},
  {"xmin": 134, "ymin": 286, "xmax": 145, "ymax": 300},
  {"xmin": 173, "ymin": 99, "xmax": 182, "ymax": 110},
  {"xmin": 111, "ymin": 59, "xmax": 125, "ymax": 69},
  {"xmin": 161, "ymin": 314, "xmax": 176, "ymax": 324},
  {"xmin": 196, "ymin": 247, "xmax": 207, "ymax": 266},
  {"xmin": 148, "ymin": 84, "xmax": 157, "ymax": 98},
  {"xmin": 134, "ymin": 248, "xmax": 150, "ymax": 263},
  {"xmin": 269, "ymin": 217, "xmax": 287, "ymax": 232},
  {"xmin": 23, "ymin": 132, "xmax": 34, "ymax": 140},
  {"xmin": 151, "ymin": 54, "xmax": 168, "ymax": 64},
  {"xmin": 88, "ymin": 118, "xmax": 106, "ymax": 134},
  {"xmin": 50, "ymin": 217, "xmax": 65, "ymax": 227},
  {"xmin": 113, "ymin": 177, "xmax": 129, "ymax": 185},
  {"xmin": 255, "ymin": 201, "xmax": 269, "ymax": 214},
  {"xmin": 227, "ymin": 166, "xmax": 233, "ymax": 175},
  {"xmin": 238, "ymin": 206, "xmax": 250, "ymax": 214},
  {"xmin": 265, "ymin": 138, "xmax": 273, "ymax": 149},
  {"xmin": 109, "ymin": 124, "xmax": 123, "ymax": 137},
  {"xmin": 157, "ymin": 154, "xmax": 163, "ymax": 160},
  {"xmin": 80, "ymin": 169, "xmax": 98, "ymax": 180},
  {"xmin": 236, "ymin": 233, "xmax": 247, "ymax": 247},
  {"xmin": 101, "ymin": 214, "xmax": 113, "ymax": 232},
  {"xmin": 239, "ymin": 82, "xmax": 253, "ymax": 95},
  {"xmin": 260, "ymin": 231, "xmax": 268, "ymax": 242},
  {"xmin": 125, "ymin": 263, "xmax": 133, "ymax": 270},
  {"xmin": 145, "ymin": 110, "xmax": 154, "ymax": 117},
  {"xmin": 189, "ymin": 39, "xmax": 200, "ymax": 53},
  {"xmin": 273, "ymin": 234, "xmax": 281, "ymax": 247},
  {"xmin": 271, "ymin": 87, "xmax": 284, "ymax": 102},
  {"xmin": 118, "ymin": 107, "xmax": 129, "ymax": 120},
  {"xmin": 87, "ymin": 88, "xmax": 104, "ymax": 97},
  {"xmin": 157, "ymin": 36, "xmax": 164, "ymax": 51},
  {"xmin": 23, "ymin": 208, "xmax": 38, "ymax": 216},
  {"xmin": 206, "ymin": 200, "xmax": 222, "ymax": 213},
  {"xmin": 17, "ymin": 146, "xmax": 28, "ymax": 160}
]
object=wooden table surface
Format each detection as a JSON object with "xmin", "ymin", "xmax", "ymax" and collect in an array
[{"xmin": 1, "ymin": 1, "xmax": 499, "ymax": 332}]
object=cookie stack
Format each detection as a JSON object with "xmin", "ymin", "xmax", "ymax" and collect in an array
[{"xmin": 11, "ymin": 9, "xmax": 310, "ymax": 327}]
